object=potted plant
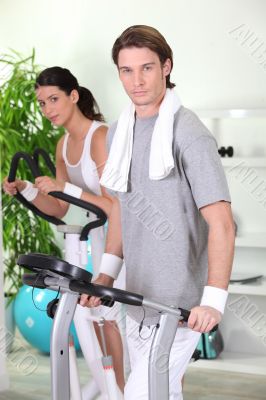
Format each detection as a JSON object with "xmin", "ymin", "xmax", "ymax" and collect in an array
[{"xmin": 0, "ymin": 49, "xmax": 63, "ymax": 336}]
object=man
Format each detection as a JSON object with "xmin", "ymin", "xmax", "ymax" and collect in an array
[{"xmin": 81, "ymin": 25, "xmax": 235, "ymax": 399}]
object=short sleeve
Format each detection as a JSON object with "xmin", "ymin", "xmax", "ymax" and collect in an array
[{"xmin": 182, "ymin": 136, "xmax": 231, "ymax": 209}]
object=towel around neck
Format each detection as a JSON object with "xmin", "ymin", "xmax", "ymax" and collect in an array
[{"xmin": 100, "ymin": 89, "xmax": 182, "ymax": 192}]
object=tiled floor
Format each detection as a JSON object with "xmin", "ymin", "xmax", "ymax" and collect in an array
[{"xmin": 1, "ymin": 337, "xmax": 266, "ymax": 399}]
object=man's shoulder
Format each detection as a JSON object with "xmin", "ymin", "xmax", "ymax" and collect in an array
[
  {"xmin": 174, "ymin": 106, "xmax": 214, "ymax": 151},
  {"xmin": 106, "ymin": 121, "xmax": 118, "ymax": 150}
]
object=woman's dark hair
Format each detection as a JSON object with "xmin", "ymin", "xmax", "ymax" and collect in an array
[
  {"xmin": 35, "ymin": 67, "xmax": 105, "ymax": 121},
  {"xmin": 112, "ymin": 25, "xmax": 175, "ymax": 89}
]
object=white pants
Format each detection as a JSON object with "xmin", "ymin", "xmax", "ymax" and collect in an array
[{"xmin": 124, "ymin": 316, "xmax": 201, "ymax": 400}]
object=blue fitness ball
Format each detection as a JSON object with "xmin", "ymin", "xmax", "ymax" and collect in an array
[
  {"xmin": 86, "ymin": 237, "xmax": 94, "ymax": 274},
  {"xmin": 14, "ymin": 285, "xmax": 80, "ymax": 354}
]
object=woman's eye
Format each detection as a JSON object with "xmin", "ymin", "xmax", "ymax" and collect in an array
[
  {"xmin": 51, "ymin": 97, "xmax": 58, "ymax": 103},
  {"xmin": 39, "ymin": 102, "xmax": 45, "ymax": 108}
]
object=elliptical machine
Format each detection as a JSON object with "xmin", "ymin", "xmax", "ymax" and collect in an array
[{"xmin": 8, "ymin": 150, "xmax": 123, "ymax": 400}]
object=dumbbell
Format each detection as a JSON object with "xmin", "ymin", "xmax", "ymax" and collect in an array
[{"xmin": 218, "ymin": 146, "xmax": 234, "ymax": 157}]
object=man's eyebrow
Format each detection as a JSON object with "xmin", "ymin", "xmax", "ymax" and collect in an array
[
  {"xmin": 118, "ymin": 65, "xmax": 131, "ymax": 71},
  {"xmin": 142, "ymin": 62, "xmax": 156, "ymax": 67},
  {"xmin": 119, "ymin": 62, "xmax": 156, "ymax": 71}
]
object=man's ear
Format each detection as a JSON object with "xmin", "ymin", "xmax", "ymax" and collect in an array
[
  {"xmin": 70, "ymin": 89, "xmax": 79, "ymax": 104},
  {"xmin": 163, "ymin": 58, "xmax": 172, "ymax": 77}
]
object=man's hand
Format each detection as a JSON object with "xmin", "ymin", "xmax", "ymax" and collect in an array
[
  {"xmin": 188, "ymin": 305, "xmax": 222, "ymax": 333},
  {"xmin": 35, "ymin": 176, "xmax": 64, "ymax": 195},
  {"xmin": 79, "ymin": 273, "xmax": 114, "ymax": 308}
]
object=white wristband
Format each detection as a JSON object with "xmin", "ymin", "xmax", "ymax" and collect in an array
[
  {"xmin": 20, "ymin": 180, "xmax": 38, "ymax": 202},
  {"xmin": 200, "ymin": 285, "xmax": 228, "ymax": 314},
  {"xmin": 63, "ymin": 182, "xmax": 82, "ymax": 199},
  {"xmin": 99, "ymin": 253, "xmax": 123, "ymax": 280}
]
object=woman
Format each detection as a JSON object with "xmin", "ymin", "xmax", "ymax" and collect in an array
[{"xmin": 3, "ymin": 66, "xmax": 125, "ymax": 393}]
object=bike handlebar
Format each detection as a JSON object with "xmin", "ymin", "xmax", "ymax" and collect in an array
[
  {"xmin": 7, "ymin": 150, "xmax": 107, "ymax": 236},
  {"xmin": 8, "ymin": 152, "xmax": 64, "ymax": 226},
  {"xmin": 33, "ymin": 148, "xmax": 56, "ymax": 177}
]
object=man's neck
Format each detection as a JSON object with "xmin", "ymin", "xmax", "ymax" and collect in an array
[{"xmin": 135, "ymin": 90, "xmax": 166, "ymax": 118}]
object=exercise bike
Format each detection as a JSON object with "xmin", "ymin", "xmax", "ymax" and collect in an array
[
  {"xmin": 8, "ymin": 150, "xmax": 123, "ymax": 400},
  {"xmin": 17, "ymin": 252, "xmax": 194, "ymax": 400}
]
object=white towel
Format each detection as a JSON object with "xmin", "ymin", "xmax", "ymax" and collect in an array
[{"xmin": 100, "ymin": 89, "xmax": 182, "ymax": 192}]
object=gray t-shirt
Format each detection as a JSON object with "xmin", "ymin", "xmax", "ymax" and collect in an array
[{"xmin": 107, "ymin": 106, "xmax": 231, "ymax": 325}]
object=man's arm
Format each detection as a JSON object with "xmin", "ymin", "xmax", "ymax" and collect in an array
[
  {"xmin": 97, "ymin": 196, "xmax": 123, "ymax": 285},
  {"xmin": 188, "ymin": 201, "xmax": 235, "ymax": 332},
  {"xmin": 80, "ymin": 196, "xmax": 123, "ymax": 307},
  {"xmin": 105, "ymin": 197, "xmax": 123, "ymax": 258}
]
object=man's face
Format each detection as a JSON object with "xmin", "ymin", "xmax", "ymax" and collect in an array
[{"xmin": 117, "ymin": 46, "xmax": 171, "ymax": 117}]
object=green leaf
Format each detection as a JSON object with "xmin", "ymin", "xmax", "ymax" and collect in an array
[{"xmin": 0, "ymin": 48, "xmax": 62, "ymax": 296}]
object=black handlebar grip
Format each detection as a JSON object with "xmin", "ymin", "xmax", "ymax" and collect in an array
[
  {"xmin": 7, "ymin": 152, "xmax": 65, "ymax": 226},
  {"xmin": 179, "ymin": 308, "xmax": 190, "ymax": 322},
  {"xmin": 100, "ymin": 297, "xmax": 115, "ymax": 307},
  {"xmin": 49, "ymin": 191, "xmax": 107, "ymax": 237},
  {"xmin": 179, "ymin": 308, "xmax": 218, "ymax": 332},
  {"xmin": 69, "ymin": 281, "xmax": 144, "ymax": 307},
  {"xmin": 7, "ymin": 151, "xmax": 107, "ymax": 230},
  {"xmin": 33, "ymin": 148, "xmax": 56, "ymax": 177},
  {"xmin": 8, "ymin": 151, "xmax": 41, "ymax": 183}
]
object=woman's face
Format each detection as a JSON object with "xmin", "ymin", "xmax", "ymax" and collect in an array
[{"xmin": 36, "ymin": 85, "xmax": 78, "ymax": 126}]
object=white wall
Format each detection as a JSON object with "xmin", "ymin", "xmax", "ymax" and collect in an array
[
  {"xmin": 1, "ymin": 0, "xmax": 266, "ymax": 261},
  {"xmin": 1, "ymin": 0, "xmax": 266, "ymax": 122},
  {"xmin": 1, "ymin": 0, "xmax": 266, "ymax": 381}
]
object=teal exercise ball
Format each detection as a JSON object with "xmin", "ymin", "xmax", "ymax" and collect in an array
[
  {"xmin": 14, "ymin": 285, "xmax": 80, "ymax": 354},
  {"xmin": 86, "ymin": 237, "xmax": 93, "ymax": 274}
]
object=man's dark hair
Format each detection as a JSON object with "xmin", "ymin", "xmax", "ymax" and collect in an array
[{"xmin": 112, "ymin": 25, "xmax": 175, "ymax": 89}]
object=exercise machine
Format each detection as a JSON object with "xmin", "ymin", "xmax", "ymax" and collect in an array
[
  {"xmin": 8, "ymin": 150, "xmax": 123, "ymax": 400},
  {"xmin": 17, "ymin": 252, "xmax": 192, "ymax": 400}
]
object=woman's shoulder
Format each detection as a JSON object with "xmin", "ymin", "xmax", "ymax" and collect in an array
[
  {"xmin": 91, "ymin": 123, "xmax": 108, "ymax": 144},
  {"xmin": 93, "ymin": 122, "xmax": 108, "ymax": 134},
  {"xmin": 90, "ymin": 123, "xmax": 108, "ymax": 156}
]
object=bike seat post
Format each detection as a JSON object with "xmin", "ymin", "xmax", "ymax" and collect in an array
[
  {"xmin": 148, "ymin": 312, "xmax": 180, "ymax": 400},
  {"xmin": 50, "ymin": 290, "xmax": 79, "ymax": 400}
]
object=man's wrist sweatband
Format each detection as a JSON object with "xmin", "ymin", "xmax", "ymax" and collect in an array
[
  {"xmin": 200, "ymin": 285, "xmax": 228, "ymax": 314},
  {"xmin": 63, "ymin": 182, "xmax": 82, "ymax": 199},
  {"xmin": 99, "ymin": 253, "xmax": 123, "ymax": 280},
  {"xmin": 20, "ymin": 181, "xmax": 38, "ymax": 202}
]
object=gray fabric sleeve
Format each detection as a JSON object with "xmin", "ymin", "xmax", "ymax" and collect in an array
[
  {"xmin": 105, "ymin": 123, "xmax": 118, "ymax": 197},
  {"xmin": 182, "ymin": 135, "xmax": 231, "ymax": 209}
]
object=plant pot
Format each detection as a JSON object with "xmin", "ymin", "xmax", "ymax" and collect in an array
[{"xmin": 4, "ymin": 294, "xmax": 16, "ymax": 353}]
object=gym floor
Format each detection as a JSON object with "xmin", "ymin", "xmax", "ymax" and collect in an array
[{"xmin": 1, "ymin": 334, "xmax": 266, "ymax": 400}]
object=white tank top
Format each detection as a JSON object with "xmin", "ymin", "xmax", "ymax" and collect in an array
[
  {"xmin": 62, "ymin": 120, "xmax": 103, "ymax": 196},
  {"xmin": 62, "ymin": 120, "xmax": 105, "ymax": 275}
]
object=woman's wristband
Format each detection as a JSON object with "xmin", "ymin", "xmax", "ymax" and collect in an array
[
  {"xmin": 63, "ymin": 182, "xmax": 82, "ymax": 199},
  {"xmin": 200, "ymin": 285, "xmax": 228, "ymax": 314},
  {"xmin": 99, "ymin": 253, "xmax": 123, "ymax": 280},
  {"xmin": 20, "ymin": 181, "xmax": 38, "ymax": 202}
]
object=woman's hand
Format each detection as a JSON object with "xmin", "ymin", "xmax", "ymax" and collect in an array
[
  {"xmin": 2, "ymin": 177, "xmax": 27, "ymax": 196},
  {"xmin": 35, "ymin": 176, "xmax": 65, "ymax": 195}
]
